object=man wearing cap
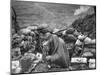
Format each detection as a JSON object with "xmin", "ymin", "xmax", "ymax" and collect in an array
[{"xmin": 38, "ymin": 25, "xmax": 70, "ymax": 68}]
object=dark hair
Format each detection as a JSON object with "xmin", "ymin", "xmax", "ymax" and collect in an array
[{"xmin": 38, "ymin": 28, "xmax": 49, "ymax": 34}]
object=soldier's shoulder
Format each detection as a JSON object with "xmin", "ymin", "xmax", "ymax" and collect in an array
[{"xmin": 59, "ymin": 37, "xmax": 64, "ymax": 43}]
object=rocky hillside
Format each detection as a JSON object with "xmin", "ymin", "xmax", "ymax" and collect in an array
[{"xmin": 72, "ymin": 13, "xmax": 96, "ymax": 39}]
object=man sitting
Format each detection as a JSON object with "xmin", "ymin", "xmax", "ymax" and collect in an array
[{"xmin": 39, "ymin": 27, "xmax": 70, "ymax": 68}]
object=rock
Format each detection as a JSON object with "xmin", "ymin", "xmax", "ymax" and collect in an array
[
  {"xmin": 78, "ymin": 35, "xmax": 86, "ymax": 40},
  {"xmin": 20, "ymin": 53, "xmax": 36, "ymax": 73},
  {"xmin": 89, "ymin": 59, "xmax": 96, "ymax": 68},
  {"xmin": 84, "ymin": 48, "xmax": 96, "ymax": 53},
  {"xmin": 11, "ymin": 48, "xmax": 21, "ymax": 60},
  {"xmin": 12, "ymin": 33, "xmax": 20, "ymax": 39},
  {"xmin": 27, "ymin": 26, "xmax": 38, "ymax": 30},
  {"xmin": 70, "ymin": 64, "xmax": 88, "ymax": 70},
  {"xmin": 12, "ymin": 60, "xmax": 21, "ymax": 73},
  {"xmin": 20, "ymin": 28, "xmax": 31, "ymax": 34},
  {"xmin": 82, "ymin": 52, "xmax": 93, "ymax": 57},
  {"xmin": 24, "ymin": 52, "xmax": 36, "ymax": 60}
]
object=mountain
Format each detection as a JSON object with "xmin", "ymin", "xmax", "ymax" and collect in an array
[
  {"xmin": 11, "ymin": 1, "xmax": 79, "ymax": 29},
  {"xmin": 72, "ymin": 13, "xmax": 96, "ymax": 39},
  {"xmin": 11, "ymin": 1, "xmax": 95, "ymax": 33}
]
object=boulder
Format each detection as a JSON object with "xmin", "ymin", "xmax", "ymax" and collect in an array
[
  {"xmin": 89, "ymin": 59, "xmax": 96, "ymax": 68},
  {"xmin": 20, "ymin": 28, "xmax": 31, "ymax": 34}
]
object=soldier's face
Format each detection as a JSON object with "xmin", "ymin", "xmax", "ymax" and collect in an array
[
  {"xmin": 40, "ymin": 33, "xmax": 50, "ymax": 40},
  {"xmin": 40, "ymin": 33, "xmax": 47, "ymax": 40}
]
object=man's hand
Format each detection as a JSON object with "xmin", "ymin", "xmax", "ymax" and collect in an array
[{"xmin": 46, "ymin": 56, "xmax": 52, "ymax": 61}]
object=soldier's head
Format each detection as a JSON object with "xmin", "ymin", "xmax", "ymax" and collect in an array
[
  {"xmin": 37, "ymin": 24, "xmax": 52, "ymax": 40},
  {"xmin": 40, "ymin": 31, "xmax": 51, "ymax": 41}
]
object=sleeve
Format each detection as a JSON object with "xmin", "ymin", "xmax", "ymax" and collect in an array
[{"xmin": 50, "ymin": 53, "xmax": 60, "ymax": 62}]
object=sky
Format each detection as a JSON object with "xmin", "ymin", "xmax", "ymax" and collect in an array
[{"xmin": 12, "ymin": 0, "xmax": 95, "ymax": 29}]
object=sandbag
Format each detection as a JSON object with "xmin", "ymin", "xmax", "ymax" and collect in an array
[
  {"xmin": 20, "ymin": 28, "xmax": 31, "ymax": 34},
  {"xmin": 84, "ymin": 37, "xmax": 96, "ymax": 44},
  {"xmin": 82, "ymin": 52, "xmax": 93, "ymax": 57}
]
